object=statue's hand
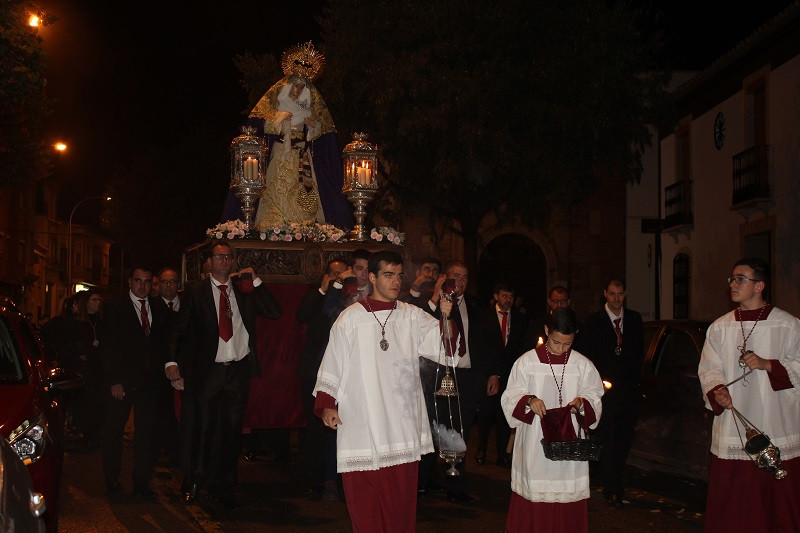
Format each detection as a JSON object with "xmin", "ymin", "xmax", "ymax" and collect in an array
[{"xmin": 274, "ymin": 111, "xmax": 292, "ymax": 123}]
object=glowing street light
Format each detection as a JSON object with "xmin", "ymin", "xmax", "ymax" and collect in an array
[{"xmin": 68, "ymin": 196, "xmax": 111, "ymax": 293}]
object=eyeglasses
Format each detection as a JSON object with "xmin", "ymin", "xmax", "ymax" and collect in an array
[
  {"xmin": 160, "ymin": 279, "xmax": 178, "ymax": 285},
  {"xmin": 212, "ymin": 253, "xmax": 234, "ymax": 260},
  {"xmin": 727, "ymin": 275, "xmax": 761, "ymax": 285},
  {"xmin": 549, "ymin": 298, "xmax": 570, "ymax": 305}
]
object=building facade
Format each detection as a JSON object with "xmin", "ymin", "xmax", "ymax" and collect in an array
[
  {"xmin": 657, "ymin": 5, "xmax": 800, "ymax": 320},
  {"xmin": 0, "ymin": 181, "xmax": 112, "ymax": 322}
]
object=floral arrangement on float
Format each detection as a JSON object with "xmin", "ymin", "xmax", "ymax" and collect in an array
[
  {"xmin": 206, "ymin": 220, "xmax": 403, "ymax": 245},
  {"xmin": 370, "ymin": 226, "xmax": 404, "ymax": 245},
  {"xmin": 259, "ymin": 222, "xmax": 347, "ymax": 242},
  {"xmin": 206, "ymin": 219, "xmax": 249, "ymax": 240}
]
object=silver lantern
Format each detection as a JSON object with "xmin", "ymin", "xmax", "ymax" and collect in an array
[
  {"xmin": 341, "ymin": 132, "xmax": 379, "ymax": 242},
  {"xmin": 230, "ymin": 125, "xmax": 268, "ymax": 232}
]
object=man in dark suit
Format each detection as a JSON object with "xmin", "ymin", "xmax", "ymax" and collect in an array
[
  {"xmin": 400, "ymin": 257, "xmax": 441, "ymax": 306},
  {"xmin": 167, "ymin": 240, "xmax": 281, "ymax": 509},
  {"xmin": 321, "ymin": 248, "xmax": 371, "ymax": 320},
  {"xmin": 101, "ymin": 265, "xmax": 170, "ymax": 497},
  {"xmin": 476, "ymin": 282, "xmax": 528, "ymax": 467},
  {"xmin": 296, "ymin": 258, "xmax": 346, "ymax": 500},
  {"xmin": 573, "ymin": 278, "xmax": 644, "ymax": 508},
  {"xmin": 522, "ymin": 285, "xmax": 572, "ymax": 351},
  {"xmin": 429, "ymin": 260, "xmax": 487, "ymax": 503},
  {"xmin": 152, "ymin": 267, "xmax": 182, "ymax": 470}
]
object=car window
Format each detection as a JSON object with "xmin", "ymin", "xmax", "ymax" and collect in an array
[
  {"xmin": 643, "ymin": 325, "xmax": 661, "ymax": 356},
  {"xmin": 17, "ymin": 317, "xmax": 45, "ymax": 364},
  {"xmin": 653, "ymin": 328, "xmax": 699, "ymax": 377},
  {"xmin": 0, "ymin": 317, "xmax": 26, "ymax": 384}
]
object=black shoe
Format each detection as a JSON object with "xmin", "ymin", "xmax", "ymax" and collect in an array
[
  {"xmin": 606, "ymin": 494, "xmax": 625, "ymax": 508},
  {"xmin": 183, "ymin": 482, "xmax": 200, "ymax": 505},
  {"xmin": 132, "ymin": 487, "xmax": 155, "ymax": 498},
  {"xmin": 105, "ymin": 481, "xmax": 122, "ymax": 495},
  {"xmin": 446, "ymin": 491, "xmax": 475, "ymax": 504},
  {"xmin": 476, "ymin": 451, "xmax": 486, "ymax": 465},
  {"xmin": 214, "ymin": 494, "xmax": 240, "ymax": 510}
]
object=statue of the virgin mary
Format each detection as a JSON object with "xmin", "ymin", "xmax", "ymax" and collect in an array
[{"xmin": 248, "ymin": 42, "xmax": 353, "ymax": 230}]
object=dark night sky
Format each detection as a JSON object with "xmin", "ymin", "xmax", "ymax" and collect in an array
[{"xmin": 37, "ymin": 0, "xmax": 794, "ymax": 224}]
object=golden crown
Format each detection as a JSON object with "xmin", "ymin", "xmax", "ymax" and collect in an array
[{"xmin": 281, "ymin": 41, "xmax": 326, "ymax": 82}]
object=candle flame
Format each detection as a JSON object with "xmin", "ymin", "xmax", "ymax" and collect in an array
[
  {"xmin": 54, "ymin": 142, "xmax": 67, "ymax": 151},
  {"xmin": 602, "ymin": 380, "xmax": 613, "ymax": 390},
  {"xmin": 29, "ymin": 15, "xmax": 40, "ymax": 27},
  {"xmin": 536, "ymin": 336, "xmax": 544, "ymax": 347}
]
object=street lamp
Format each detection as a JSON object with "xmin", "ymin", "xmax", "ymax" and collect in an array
[{"xmin": 68, "ymin": 196, "xmax": 111, "ymax": 294}]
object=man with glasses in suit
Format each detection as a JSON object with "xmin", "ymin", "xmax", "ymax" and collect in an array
[{"xmin": 167, "ymin": 240, "xmax": 281, "ymax": 509}]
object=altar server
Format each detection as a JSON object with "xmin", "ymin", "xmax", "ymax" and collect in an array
[
  {"xmin": 698, "ymin": 257, "xmax": 800, "ymax": 532},
  {"xmin": 502, "ymin": 308, "xmax": 603, "ymax": 532},
  {"xmin": 313, "ymin": 250, "xmax": 452, "ymax": 532}
]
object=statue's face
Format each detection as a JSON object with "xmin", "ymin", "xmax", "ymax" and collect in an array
[{"xmin": 290, "ymin": 81, "xmax": 306, "ymax": 99}]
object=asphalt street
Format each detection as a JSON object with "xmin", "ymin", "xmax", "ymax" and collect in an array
[{"xmin": 57, "ymin": 421, "xmax": 707, "ymax": 532}]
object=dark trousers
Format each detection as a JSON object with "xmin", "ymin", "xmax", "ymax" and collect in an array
[
  {"xmin": 156, "ymin": 380, "xmax": 180, "ymax": 464},
  {"xmin": 477, "ymin": 389, "xmax": 510, "ymax": 460},
  {"xmin": 418, "ymin": 358, "xmax": 439, "ymax": 490},
  {"xmin": 178, "ymin": 384, "xmax": 196, "ymax": 490},
  {"xmin": 192, "ymin": 359, "xmax": 250, "ymax": 495},
  {"xmin": 595, "ymin": 387, "xmax": 641, "ymax": 498},
  {"xmin": 101, "ymin": 384, "xmax": 159, "ymax": 490},
  {"xmin": 302, "ymin": 373, "xmax": 337, "ymax": 488}
]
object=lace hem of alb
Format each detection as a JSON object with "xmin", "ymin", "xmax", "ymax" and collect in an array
[
  {"xmin": 338, "ymin": 443, "xmax": 434, "ymax": 473},
  {"xmin": 316, "ymin": 377, "xmax": 339, "ymax": 399},
  {"xmin": 510, "ymin": 481, "xmax": 589, "ymax": 503},
  {"xmin": 784, "ymin": 364, "xmax": 800, "ymax": 403},
  {"xmin": 716, "ymin": 438, "xmax": 800, "ymax": 461}
]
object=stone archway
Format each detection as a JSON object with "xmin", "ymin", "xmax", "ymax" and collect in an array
[{"xmin": 477, "ymin": 232, "xmax": 549, "ymax": 317}]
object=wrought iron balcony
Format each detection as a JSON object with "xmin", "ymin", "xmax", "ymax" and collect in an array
[
  {"xmin": 664, "ymin": 179, "xmax": 693, "ymax": 230},
  {"xmin": 732, "ymin": 145, "xmax": 771, "ymax": 206}
]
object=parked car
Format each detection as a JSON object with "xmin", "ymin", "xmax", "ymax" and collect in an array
[
  {"xmin": 0, "ymin": 297, "xmax": 83, "ymax": 532},
  {"xmin": 628, "ymin": 320, "xmax": 713, "ymax": 480},
  {"xmin": 0, "ymin": 433, "xmax": 46, "ymax": 532}
]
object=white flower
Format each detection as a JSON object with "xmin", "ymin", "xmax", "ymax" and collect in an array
[
  {"xmin": 260, "ymin": 232, "xmax": 266, "ymax": 240},
  {"xmin": 387, "ymin": 233, "xmax": 395, "ymax": 240},
  {"xmin": 283, "ymin": 235, "xmax": 292, "ymax": 242},
  {"xmin": 375, "ymin": 234, "xmax": 384, "ymax": 241},
  {"xmin": 294, "ymin": 232, "xmax": 302, "ymax": 240},
  {"xmin": 269, "ymin": 235, "xmax": 278, "ymax": 241},
  {"xmin": 227, "ymin": 231, "xmax": 235, "ymax": 239},
  {"xmin": 215, "ymin": 232, "xmax": 223, "ymax": 239}
]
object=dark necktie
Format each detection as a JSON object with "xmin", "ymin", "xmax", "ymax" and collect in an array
[
  {"xmin": 168, "ymin": 300, "xmax": 174, "ymax": 311},
  {"xmin": 138, "ymin": 299, "xmax": 150, "ymax": 336},
  {"xmin": 500, "ymin": 311, "xmax": 508, "ymax": 346},
  {"xmin": 613, "ymin": 317, "xmax": 622, "ymax": 348},
  {"xmin": 219, "ymin": 285, "xmax": 233, "ymax": 342},
  {"xmin": 451, "ymin": 298, "xmax": 467, "ymax": 356}
]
